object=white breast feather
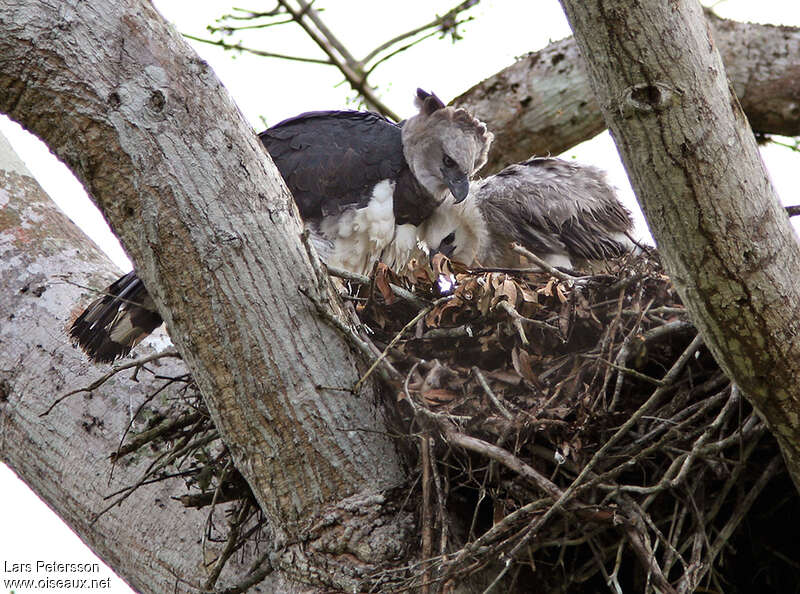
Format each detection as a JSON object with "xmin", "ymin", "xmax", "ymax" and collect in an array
[
  {"xmin": 327, "ymin": 180, "xmax": 400, "ymax": 275},
  {"xmin": 381, "ymin": 224, "xmax": 418, "ymax": 271}
]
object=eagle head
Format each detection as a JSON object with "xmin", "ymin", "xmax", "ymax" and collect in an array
[
  {"xmin": 402, "ymin": 89, "xmax": 493, "ymax": 204},
  {"xmin": 421, "ymin": 188, "xmax": 489, "ymax": 266}
]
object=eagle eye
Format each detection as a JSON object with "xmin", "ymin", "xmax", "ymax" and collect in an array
[
  {"xmin": 442, "ymin": 232, "xmax": 455, "ymax": 245},
  {"xmin": 442, "ymin": 155, "xmax": 456, "ymax": 168}
]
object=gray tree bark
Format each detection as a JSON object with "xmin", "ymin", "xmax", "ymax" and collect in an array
[
  {"xmin": 454, "ymin": 12, "xmax": 800, "ymax": 172},
  {"xmin": 0, "ymin": 132, "xmax": 317, "ymax": 593},
  {"xmin": 557, "ymin": 0, "xmax": 800, "ymax": 489},
  {"xmin": 0, "ymin": 1, "xmax": 411, "ymax": 590}
]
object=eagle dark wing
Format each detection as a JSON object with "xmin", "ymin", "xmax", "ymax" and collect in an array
[{"xmin": 259, "ymin": 110, "xmax": 406, "ymax": 220}]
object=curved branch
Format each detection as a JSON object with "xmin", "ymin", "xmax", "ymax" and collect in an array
[{"xmin": 454, "ymin": 12, "xmax": 800, "ymax": 172}]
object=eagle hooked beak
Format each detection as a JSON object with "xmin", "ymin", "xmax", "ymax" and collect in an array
[{"xmin": 446, "ymin": 173, "xmax": 470, "ymax": 203}]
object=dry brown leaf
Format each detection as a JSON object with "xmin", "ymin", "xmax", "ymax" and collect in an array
[
  {"xmin": 555, "ymin": 282, "xmax": 569, "ymax": 304},
  {"xmin": 490, "ymin": 276, "xmax": 520, "ymax": 309},
  {"xmin": 511, "ymin": 346, "xmax": 540, "ymax": 386},
  {"xmin": 521, "ymin": 285, "xmax": 539, "ymax": 304},
  {"xmin": 484, "ymin": 368, "xmax": 524, "ymax": 386},
  {"xmin": 421, "ymin": 388, "xmax": 458, "ymax": 405},
  {"xmin": 373, "ymin": 263, "xmax": 396, "ymax": 305},
  {"xmin": 539, "ymin": 278, "xmax": 556, "ymax": 298}
]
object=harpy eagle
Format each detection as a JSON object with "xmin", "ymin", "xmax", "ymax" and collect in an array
[
  {"xmin": 422, "ymin": 157, "xmax": 637, "ymax": 269},
  {"xmin": 262, "ymin": 90, "xmax": 492, "ymax": 274},
  {"xmin": 70, "ymin": 89, "xmax": 492, "ymax": 362}
]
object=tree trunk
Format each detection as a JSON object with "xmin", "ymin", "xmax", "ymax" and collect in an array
[
  {"xmin": 557, "ymin": 0, "xmax": 800, "ymax": 490},
  {"xmin": 0, "ymin": 1, "xmax": 411, "ymax": 590},
  {"xmin": 0, "ymin": 131, "xmax": 322, "ymax": 592},
  {"xmin": 454, "ymin": 12, "xmax": 800, "ymax": 171}
]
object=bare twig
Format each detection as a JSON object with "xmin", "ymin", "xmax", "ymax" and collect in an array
[
  {"xmin": 472, "ymin": 366, "xmax": 513, "ymax": 420},
  {"xmin": 299, "ymin": 286, "xmax": 401, "ymax": 384},
  {"xmin": 326, "ymin": 264, "xmax": 430, "ymax": 309},
  {"xmin": 354, "ymin": 297, "xmax": 449, "ymax": 391},
  {"xmin": 361, "ymin": 0, "xmax": 479, "ymax": 65},
  {"xmin": 421, "ymin": 436, "xmax": 433, "ymax": 594},
  {"xmin": 275, "ymin": 0, "xmax": 399, "ymax": 119},
  {"xmin": 41, "ymin": 349, "xmax": 181, "ymax": 416},
  {"xmin": 511, "ymin": 243, "xmax": 583, "ymax": 282},
  {"xmin": 182, "ymin": 33, "xmax": 330, "ymax": 64}
]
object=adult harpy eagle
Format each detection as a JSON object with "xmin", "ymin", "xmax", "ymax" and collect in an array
[
  {"xmin": 70, "ymin": 89, "xmax": 492, "ymax": 362},
  {"xmin": 422, "ymin": 157, "xmax": 637, "ymax": 269},
  {"xmin": 260, "ymin": 89, "xmax": 492, "ymax": 273}
]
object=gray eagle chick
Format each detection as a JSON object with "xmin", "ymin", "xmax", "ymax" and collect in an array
[{"xmin": 422, "ymin": 157, "xmax": 637, "ymax": 270}]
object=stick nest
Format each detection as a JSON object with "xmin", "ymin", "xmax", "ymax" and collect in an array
[{"xmin": 101, "ymin": 251, "xmax": 799, "ymax": 593}]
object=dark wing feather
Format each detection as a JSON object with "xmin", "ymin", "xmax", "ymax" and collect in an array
[
  {"xmin": 259, "ymin": 111, "xmax": 406, "ymax": 221},
  {"xmin": 69, "ymin": 271, "xmax": 162, "ymax": 363}
]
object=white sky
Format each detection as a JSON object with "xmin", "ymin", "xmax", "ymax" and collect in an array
[{"xmin": 1, "ymin": 1, "xmax": 799, "ymax": 592}]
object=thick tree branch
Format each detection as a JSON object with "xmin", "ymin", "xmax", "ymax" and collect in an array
[
  {"xmin": 0, "ymin": 132, "xmax": 291, "ymax": 592},
  {"xmin": 453, "ymin": 12, "xmax": 800, "ymax": 172},
  {"xmin": 557, "ymin": 0, "xmax": 800, "ymax": 490},
  {"xmin": 0, "ymin": 1, "xmax": 410, "ymax": 588}
]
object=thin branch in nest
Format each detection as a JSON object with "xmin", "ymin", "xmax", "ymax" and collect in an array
[
  {"xmin": 494, "ymin": 300, "xmax": 528, "ymax": 345},
  {"xmin": 421, "ymin": 435, "xmax": 434, "ymax": 594},
  {"xmin": 420, "ymin": 324, "xmax": 477, "ymax": 339},
  {"xmin": 586, "ymin": 537, "xmax": 616, "ymax": 594},
  {"xmin": 203, "ymin": 500, "xmax": 252, "ymax": 591},
  {"xmin": 608, "ymin": 317, "xmax": 693, "ymax": 410},
  {"xmin": 110, "ymin": 411, "xmax": 206, "ymax": 462},
  {"xmin": 665, "ymin": 383, "xmax": 741, "ymax": 489},
  {"xmin": 481, "ymin": 333, "xmax": 707, "ymax": 589},
  {"xmin": 202, "ymin": 460, "xmax": 236, "ymax": 562},
  {"xmin": 326, "ymin": 264, "xmax": 430, "ymax": 309},
  {"xmin": 93, "ymin": 430, "xmax": 219, "ymax": 523},
  {"xmin": 174, "ymin": 488, "xmax": 246, "ymax": 510},
  {"xmin": 605, "ymin": 295, "xmax": 653, "ymax": 411},
  {"xmin": 624, "ymin": 496, "xmax": 691, "ymax": 580},
  {"xmin": 510, "ymin": 243, "xmax": 584, "ymax": 282},
  {"xmin": 620, "ymin": 518, "xmax": 677, "ymax": 594},
  {"xmin": 41, "ymin": 349, "xmax": 181, "ymax": 416},
  {"xmin": 299, "ymin": 285, "xmax": 401, "ymax": 385},
  {"xmin": 355, "ymin": 294, "xmax": 452, "ymax": 392},
  {"xmin": 445, "ymin": 431, "xmax": 562, "ymax": 501},
  {"xmin": 215, "ymin": 550, "xmax": 274, "ymax": 594},
  {"xmin": 690, "ymin": 456, "xmax": 783, "ymax": 591},
  {"xmin": 109, "ymin": 374, "xmax": 197, "ymax": 482},
  {"xmin": 596, "ymin": 357, "xmax": 667, "ymax": 387},
  {"xmin": 471, "ymin": 366, "xmax": 513, "ymax": 420},
  {"xmin": 429, "ymin": 439, "xmax": 450, "ymax": 557},
  {"xmin": 596, "ymin": 285, "xmax": 628, "ymax": 401}
]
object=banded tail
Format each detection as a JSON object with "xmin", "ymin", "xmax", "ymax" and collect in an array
[{"xmin": 69, "ymin": 271, "xmax": 162, "ymax": 363}]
